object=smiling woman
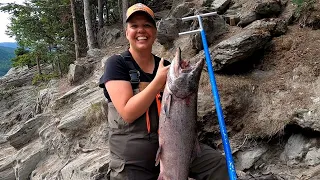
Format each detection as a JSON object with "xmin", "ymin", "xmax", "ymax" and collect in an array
[{"xmin": 98, "ymin": 3, "xmax": 171, "ymax": 179}]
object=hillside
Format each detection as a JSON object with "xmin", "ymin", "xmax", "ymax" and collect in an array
[
  {"xmin": 0, "ymin": 46, "xmax": 15, "ymax": 76},
  {"xmin": 0, "ymin": 42, "xmax": 18, "ymax": 49}
]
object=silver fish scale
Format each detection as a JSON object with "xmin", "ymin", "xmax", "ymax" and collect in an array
[{"xmin": 157, "ymin": 48, "xmax": 204, "ymax": 180}]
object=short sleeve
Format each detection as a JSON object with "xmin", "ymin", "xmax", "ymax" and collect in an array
[{"xmin": 99, "ymin": 54, "xmax": 131, "ymax": 88}]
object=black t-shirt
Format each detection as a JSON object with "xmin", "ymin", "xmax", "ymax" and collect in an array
[{"xmin": 99, "ymin": 50, "xmax": 170, "ymax": 102}]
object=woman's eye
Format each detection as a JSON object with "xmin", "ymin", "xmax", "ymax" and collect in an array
[{"xmin": 144, "ymin": 24, "xmax": 152, "ymax": 28}]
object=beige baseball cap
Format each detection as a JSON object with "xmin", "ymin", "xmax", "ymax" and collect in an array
[{"xmin": 126, "ymin": 3, "xmax": 156, "ymax": 26}]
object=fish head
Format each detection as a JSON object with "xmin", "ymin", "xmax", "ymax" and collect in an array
[{"xmin": 167, "ymin": 48, "xmax": 204, "ymax": 98}]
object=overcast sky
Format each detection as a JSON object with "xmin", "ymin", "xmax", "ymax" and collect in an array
[{"xmin": 0, "ymin": 0, "xmax": 25, "ymax": 42}]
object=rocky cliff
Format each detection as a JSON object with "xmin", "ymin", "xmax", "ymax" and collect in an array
[{"xmin": 1, "ymin": 0, "xmax": 320, "ymax": 179}]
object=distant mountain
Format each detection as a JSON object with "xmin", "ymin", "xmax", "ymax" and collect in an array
[
  {"xmin": 0, "ymin": 42, "xmax": 18, "ymax": 49},
  {"xmin": 0, "ymin": 45, "xmax": 16, "ymax": 77}
]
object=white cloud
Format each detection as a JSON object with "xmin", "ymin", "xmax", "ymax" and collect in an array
[{"xmin": 0, "ymin": 0, "xmax": 26, "ymax": 42}]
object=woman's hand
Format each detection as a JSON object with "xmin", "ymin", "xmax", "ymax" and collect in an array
[{"xmin": 153, "ymin": 58, "xmax": 170, "ymax": 89}]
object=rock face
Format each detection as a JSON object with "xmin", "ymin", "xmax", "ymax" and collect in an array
[
  {"xmin": 0, "ymin": 57, "xmax": 109, "ymax": 179},
  {"xmin": 211, "ymin": 29, "xmax": 271, "ymax": 71},
  {"xmin": 1, "ymin": 0, "xmax": 320, "ymax": 179}
]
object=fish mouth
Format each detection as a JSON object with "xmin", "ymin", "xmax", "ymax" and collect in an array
[{"xmin": 173, "ymin": 48, "xmax": 204, "ymax": 77}]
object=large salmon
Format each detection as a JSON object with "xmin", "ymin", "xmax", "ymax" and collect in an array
[{"xmin": 156, "ymin": 48, "xmax": 205, "ymax": 180}]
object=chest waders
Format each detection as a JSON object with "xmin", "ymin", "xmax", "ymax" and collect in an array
[{"xmin": 108, "ymin": 54, "xmax": 162, "ymax": 179}]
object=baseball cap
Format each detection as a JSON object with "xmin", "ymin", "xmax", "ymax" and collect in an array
[{"xmin": 126, "ymin": 3, "xmax": 156, "ymax": 27}]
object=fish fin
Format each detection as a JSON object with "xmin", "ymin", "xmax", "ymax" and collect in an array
[
  {"xmin": 157, "ymin": 173, "xmax": 164, "ymax": 180},
  {"xmin": 164, "ymin": 94, "xmax": 172, "ymax": 118},
  {"xmin": 191, "ymin": 139, "xmax": 202, "ymax": 162},
  {"xmin": 155, "ymin": 144, "xmax": 162, "ymax": 166}
]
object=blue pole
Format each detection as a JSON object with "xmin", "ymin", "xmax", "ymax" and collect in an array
[{"xmin": 198, "ymin": 16, "xmax": 237, "ymax": 180}]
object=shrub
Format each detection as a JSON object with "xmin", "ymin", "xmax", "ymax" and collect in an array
[
  {"xmin": 292, "ymin": 0, "xmax": 316, "ymax": 23},
  {"xmin": 32, "ymin": 73, "xmax": 59, "ymax": 85}
]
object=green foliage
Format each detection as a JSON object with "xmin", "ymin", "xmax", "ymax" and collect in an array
[
  {"xmin": 292, "ymin": 0, "xmax": 316, "ymax": 19},
  {"xmin": 32, "ymin": 73, "xmax": 59, "ymax": 85},
  {"xmin": 292, "ymin": 0, "xmax": 304, "ymax": 5},
  {"xmin": 11, "ymin": 53, "xmax": 35, "ymax": 68},
  {"xmin": 0, "ymin": 0, "xmax": 77, "ymax": 76},
  {"xmin": 14, "ymin": 47, "xmax": 29, "ymax": 56},
  {"xmin": 10, "ymin": 47, "xmax": 32, "ymax": 68}
]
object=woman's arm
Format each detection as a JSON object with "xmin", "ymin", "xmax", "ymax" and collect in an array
[{"xmin": 106, "ymin": 58, "xmax": 169, "ymax": 123}]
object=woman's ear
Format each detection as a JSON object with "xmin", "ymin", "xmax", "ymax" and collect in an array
[{"xmin": 125, "ymin": 27, "xmax": 129, "ymax": 39}]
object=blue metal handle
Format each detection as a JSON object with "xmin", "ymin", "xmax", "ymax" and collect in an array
[{"xmin": 198, "ymin": 16, "xmax": 237, "ymax": 180}]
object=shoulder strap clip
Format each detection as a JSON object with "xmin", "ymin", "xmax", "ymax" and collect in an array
[{"xmin": 119, "ymin": 53, "xmax": 140, "ymax": 86}]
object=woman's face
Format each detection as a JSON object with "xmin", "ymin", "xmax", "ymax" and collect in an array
[{"xmin": 126, "ymin": 13, "xmax": 157, "ymax": 52}]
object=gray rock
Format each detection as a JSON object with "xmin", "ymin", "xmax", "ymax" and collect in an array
[
  {"xmin": 157, "ymin": 18, "xmax": 183, "ymax": 47},
  {"xmin": 235, "ymin": 146, "xmax": 268, "ymax": 170},
  {"xmin": 169, "ymin": 2, "xmax": 195, "ymax": 18},
  {"xmin": 0, "ymin": 134, "xmax": 7, "ymax": 144},
  {"xmin": 97, "ymin": 28, "xmax": 121, "ymax": 48},
  {"xmin": 211, "ymin": 0, "xmax": 231, "ymax": 13},
  {"xmin": 30, "ymin": 154, "xmax": 69, "ymax": 180},
  {"xmin": 238, "ymin": 11, "xmax": 260, "ymax": 27},
  {"xmin": 279, "ymin": 1, "xmax": 296, "ymax": 24},
  {"xmin": 67, "ymin": 64, "xmax": 85, "ymax": 85},
  {"xmin": 57, "ymin": 87, "xmax": 105, "ymax": 132},
  {"xmin": 60, "ymin": 150, "xmax": 109, "ymax": 180},
  {"xmin": 281, "ymin": 134, "xmax": 309, "ymax": 166},
  {"xmin": 101, "ymin": 56, "xmax": 110, "ymax": 70},
  {"xmin": 7, "ymin": 114, "xmax": 49, "ymax": 150},
  {"xmin": 0, "ymin": 168, "xmax": 16, "ymax": 180},
  {"xmin": 13, "ymin": 140, "xmax": 46, "ymax": 180},
  {"xmin": 35, "ymin": 80, "xmax": 59, "ymax": 114},
  {"xmin": 280, "ymin": 0, "xmax": 289, "ymax": 5},
  {"xmin": 293, "ymin": 108, "xmax": 320, "ymax": 132},
  {"xmin": 305, "ymin": 147, "xmax": 320, "ymax": 166},
  {"xmin": 52, "ymin": 85, "xmax": 88, "ymax": 111},
  {"xmin": 192, "ymin": 14, "xmax": 227, "ymax": 51},
  {"xmin": 210, "ymin": 29, "xmax": 271, "ymax": 71},
  {"xmin": 87, "ymin": 48, "xmax": 106, "ymax": 58},
  {"xmin": 255, "ymin": 0, "xmax": 281, "ymax": 16},
  {"xmin": 238, "ymin": 0, "xmax": 282, "ymax": 27},
  {"xmin": 0, "ymin": 66, "xmax": 34, "ymax": 87},
  {"xmin": 0, "ymin": 144, "xmax": 17, "ymax": 180},
  {"xmin": 245, "ymin": 18, "xmax": 288, "ymax": 36}
]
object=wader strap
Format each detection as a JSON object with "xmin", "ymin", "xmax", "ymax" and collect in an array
[
  {"xmin": 156, "ymin": 93, "xmax": 161, "ymax": 116},
  {"xmin": 119, "ymin": 54, "xmax": 140, "ymax": 89},
  {"xmin": 146, "ymin": 109, "xmax": 151, "ymax": 133},
  {"xmin": 146, "ymin": 92, "xmax": 162, "ymax": 134},
  {"xmin": 119, "ymin": 53, "xmax": 162, "ymax": 134}
]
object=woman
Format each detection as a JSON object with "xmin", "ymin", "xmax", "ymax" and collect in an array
[{"xmin": 99, "ymin": 3, "xmax": 228, "ymax": 180}]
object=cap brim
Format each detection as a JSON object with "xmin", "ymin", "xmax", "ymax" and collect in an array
[{"xmin": 126, "ymin": 11, "xmax": 156, "ymax": 27}]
